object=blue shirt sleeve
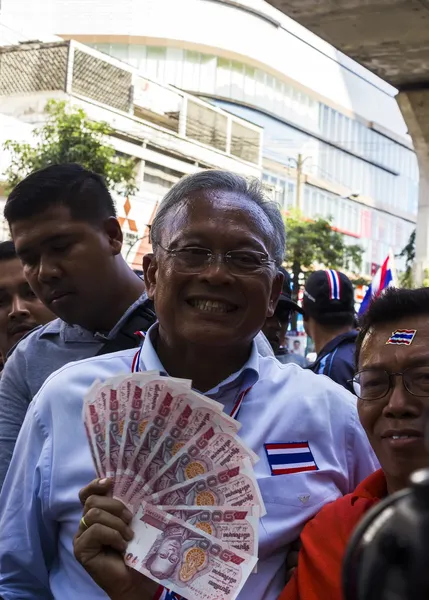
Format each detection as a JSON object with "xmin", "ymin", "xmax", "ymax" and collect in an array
[
  {"xmin": 0, "ymin": 401, "xmax": 57, "ymax": 599},
  {"xmin": 0, "ymin": 347, "xmax": 32, "ymax": 491}
]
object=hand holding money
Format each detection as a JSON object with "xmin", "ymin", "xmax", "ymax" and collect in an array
[
  {"xmin": 74, "ymin": 478, "xmax": 158, "ymax": 600},
  {"xmin": 82, "ymin": 373, "xmax": 264, "ymax": 600}
]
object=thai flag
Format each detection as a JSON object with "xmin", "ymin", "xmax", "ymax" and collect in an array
[
  {"xmin": 386, "ymin": 329, "xmax": 416, "ymax": 346},
  {"xmin": 264, "ymin": 442, "xmax": 318, "ymax": 476},
  {"xmin": 358, "ymin": 253, "xmax": 396, "ymax": 316}
]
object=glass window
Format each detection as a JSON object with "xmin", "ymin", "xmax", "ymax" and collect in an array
[
  {"xmin": 146, "ymin": 46, "xmax": 166, "ymax": 81},
  {"xmin": 215, "ymin": 57, "xmax": 231, "ymax": 97},
  {"xmin": 230, "ymin": 61, "xmax": 244, "ymax": 102},
  {"xmin": 244, "ymin": 66, "xmax": 256, "ymax": 105},
  {"xmin": 165, "ymin": 47, "xmax": 184, "ymax": 88},
  {"xmin": 255, "ymin": 69, "xmax": 266, "ymax": 108},
  {"xmin": 199, "ymin": 54, "xmax": 217, "ymax": 94},
  {"xmin": 182, "ymin": 50, "xmax": 200, "ymax": 91}
]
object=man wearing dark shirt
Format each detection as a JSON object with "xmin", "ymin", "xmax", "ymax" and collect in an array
[
  {"xmin": 303, "ymin": 270, "xmax": 357, "ymax": 393},
  {"xmin": 262, "ymin": 267, "xmax": 307, "ymax": 367}
]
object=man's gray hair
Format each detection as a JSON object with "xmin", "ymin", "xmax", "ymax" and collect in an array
[{"xmin": 150, "ymin": 170, "xmax": 286, "ymax": 266}]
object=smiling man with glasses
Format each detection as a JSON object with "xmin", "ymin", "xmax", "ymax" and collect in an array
[
  {"xmin": 279, "ymin": 286, "xmax": 429, "ymax": 600},
  {"xmin": 0, "ymin": 170, "xmax": 376, "ymax": 600}
]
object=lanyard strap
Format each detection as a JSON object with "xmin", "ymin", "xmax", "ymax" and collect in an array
[
  {"xmin": 229, "ymin": 386, "xmax": 252, "ymax": 420},
  {"xmin": 131, "ymin": 331, "xmax": 146, "ymax": 373}
]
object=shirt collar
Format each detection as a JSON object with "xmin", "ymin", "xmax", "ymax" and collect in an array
[
  {"xmin": 140, "ymin": 324, "xmax": 260, "ymax": 395},
  {"xmin": 39, "ymin": 292, "xmax": 148, "ymax": 343}
]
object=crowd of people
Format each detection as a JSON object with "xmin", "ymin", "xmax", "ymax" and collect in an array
[{"xmin": 0, "ymin": 163, "xmax": 426, "ymax": 600}]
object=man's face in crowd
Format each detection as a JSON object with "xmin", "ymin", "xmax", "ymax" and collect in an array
[
  {"xmin": 263, "ymin": 309, "xmax": 290, "ymax": 353},
  {"xmin": 12, "ymin": 204, "xmax": 123, "ymax": 331},
  {"xmin": 0, "ymin": 256, "xmax": 54, "ymax": 357},
  {"xmin": 358, "ymin": 315, "xmax": 429, "ymax": 492},
  {"xmin": 144, "ymin": 189, "xmax": 283, "ymax": 350}
]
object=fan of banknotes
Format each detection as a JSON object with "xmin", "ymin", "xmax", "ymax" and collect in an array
[{"xmin": 83, "ymin": 371, "xmax": 265, "ymax": 600}]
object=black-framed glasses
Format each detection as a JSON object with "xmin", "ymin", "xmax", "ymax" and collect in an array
[
  {"xmin": 352, "ymin": 367, "xmax": 429, "ymax": 400},
  {"xmin": 155, "ymin": 243, "xmax": 276, "ymax": 277}
]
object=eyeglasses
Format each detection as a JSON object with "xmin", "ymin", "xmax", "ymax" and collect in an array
[
  {"xmin": 155, "ymin": 243, "xmax": 276, "ymax": 277},
  {"xmin": 352, "ymin": 367, "xmax": 429, "ymax": 400}
]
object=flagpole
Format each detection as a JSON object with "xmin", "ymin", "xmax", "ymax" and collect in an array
[{"xmin": 388, "ymin": 247, "xmax": 398, "ymax": 287}]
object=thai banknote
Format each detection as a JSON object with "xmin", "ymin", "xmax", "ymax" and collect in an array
[
  {"xmin": 83, "ymin": 379, "xmax": 110, "ymax": 477},
  {"xmin": 83, "ymin": 379, "xmax": 103, "ymax": 477},
  {"xmin": 121, "ymin": 385, "xmax": 189, "ymax": 504},
  {"xmin": 147, "ymin": 459, "xmax": 266, "ymax": 516},
  {"xmin": 105, "ymin": 374, "xmax": 136, "ymax": 480},
  {"xmin": 161, "ymin": 506, "xmax": 259, "ymax": 556},
  {"xmin": 144, "ymin": 424, "xmax": 259, "ymax": 496},
  {"xmin": 115, "ymin": 374, "xmax": 183, "ymax": 499},
  {"xmin": 125, "ymin": 501, "xmax": 257, "ymax": 600},
  {"xmin": 137, "ymin": 393, "xmax": 235, "ymax": 490}
]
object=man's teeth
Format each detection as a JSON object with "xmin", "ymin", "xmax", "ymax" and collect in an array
[
  {"xmin": 190, "ymin": 299, "xmax": 233, "ymax": 313},
  {"xmin": 391, "ymin": 435, "xmax": 412, "ymax": 439}
]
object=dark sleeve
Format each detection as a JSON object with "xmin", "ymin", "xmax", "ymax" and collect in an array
[
  {"xmin": 323, "ymin": 348, "xmax": 355, "ymax": 394},
  {"xmin": 0, "ymin": 347, "xmax": 32, "ymax": 490}
]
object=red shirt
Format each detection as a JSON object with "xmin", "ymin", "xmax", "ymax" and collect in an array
[{"xmin": 279, "ymin": 469, "xmax": 387, "ymax": 600}]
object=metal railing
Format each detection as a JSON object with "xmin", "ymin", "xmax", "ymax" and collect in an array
[{"xmin": 0, "ymin": 40, "xmax": 262, "ymax": 166}]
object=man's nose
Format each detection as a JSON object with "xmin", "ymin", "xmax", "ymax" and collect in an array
[
  {"xmin": 197, "ymin": 255, "xmax": 234, "ymax": 284},
  {"xmin": 383, "ymin": 375, "xmax": 420, "ymax": 418},
  {"xmin": 38, "ymin": 255, "xmax": 61, "ymax": 282},
  {"xmin": 9, "ymin": 295, "xmax": 30, "ymax": 319}
]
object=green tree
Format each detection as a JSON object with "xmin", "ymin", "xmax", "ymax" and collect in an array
[
  {"xmin": 3, "ymin": 99, "xmax": 137, "ymax": 195},
  {"xmin": 396, "ymin": 229, "xmax": 415, "ymax": 288},
  {"xmin": 283, "ymin": 210, "xmax": 363, "ymax": 324}
]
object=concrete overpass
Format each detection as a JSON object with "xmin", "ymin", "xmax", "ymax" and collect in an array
[{"xmin": 267, "ymin": 0, "xmax": 429, "ymax": 284}]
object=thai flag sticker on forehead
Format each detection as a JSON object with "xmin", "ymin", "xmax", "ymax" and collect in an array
[
  {"xmin": 386, "ymin": 329, "xmax": 417, "ymax": 346},
  {"xmin": 325, "ymin": 269, "xmax": 341, "ymax": 300},
  {"xmin": 264, "ymin": 442, "xmax": 318, "ymax": 476}
]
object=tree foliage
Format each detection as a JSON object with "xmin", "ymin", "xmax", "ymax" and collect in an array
[
  {"xmin": 283, "ymin": 210, "xmax": 364, "ymax": 304},
  {"xmin": 396, "ymin": 229, "xmax": 415, "ymax": 288},
  {"xmin": 3, "ymin": 100, "xmax": 137, "ymax": 195}
]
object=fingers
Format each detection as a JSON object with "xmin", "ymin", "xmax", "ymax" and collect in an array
[
  {"xmin": 83, "ymin": 494, "xmax": 133, "ymax": 521},
  {"xmin": 74, "ymin": 523, "xmax": 129, "ymax": 562},
  {"xmin": 79, "ymin": 478, "xmax": 112, "ymax": 506},
  {"xmin": 79, "ymin": 505, "xmax": 134, "ymax": 542}
]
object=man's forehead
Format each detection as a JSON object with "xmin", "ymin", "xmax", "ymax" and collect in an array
[
  {"xmin": 361, "ymin": 318, "xmax": 429, "ymax": 366},
  {"xmin": 163, "ymin": 189, "xmax": 274, "ymax": 240},
  {"xmin": 0, "ymin": 258, "xmax": 26, "ymax": 285}
]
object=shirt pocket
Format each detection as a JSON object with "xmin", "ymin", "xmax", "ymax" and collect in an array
[
  {"xmin": 259, "ymin": 470, "xmax": 342, "ymax": 508},
  {"xmin": 258, "ymin": 471, "xmax": 342, "ymax": 545}
]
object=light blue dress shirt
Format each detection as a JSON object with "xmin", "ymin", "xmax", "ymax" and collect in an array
[
  {"xmin": 0, "ymin": 326, "xmax": 378, "ymax": 600},
  {"xmin": 0, "ymin": 292, "xmax": 149, "ymax": 490}
]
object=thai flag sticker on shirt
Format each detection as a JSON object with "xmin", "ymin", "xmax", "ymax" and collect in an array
[
  {"xmin": 386, "ymin": 329, "xmax": 417, "ymax": 346},
  {"xmin": 264, "ymin": 442, "xmax": 318, "ymax": 476}
]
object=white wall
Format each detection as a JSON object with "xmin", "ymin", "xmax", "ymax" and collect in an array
[{"xmin": 1, "ymin": 0, "xmax": 409, "ymax": 136}]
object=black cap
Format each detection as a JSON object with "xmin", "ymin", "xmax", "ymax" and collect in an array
[
  {"xmin": 303, "ymin": 270, "xmax": 355, "ymax": 322},
  {"xmin": 276, "ymin": 267, "xmax": 302, "ymax": 317}
]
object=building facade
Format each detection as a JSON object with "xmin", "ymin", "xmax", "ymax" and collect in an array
[
  {"xmin": 0, "ymin": 39, "xmax": 262, "ymax": 268},
  {"xmin": 0, "ymin": 0, "xmax": 419, "ymax": 274}
]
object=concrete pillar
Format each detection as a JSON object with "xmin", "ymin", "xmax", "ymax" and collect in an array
[{"xmin": 397, "ymin": 90, "xmax": 429, "ymax": 286}]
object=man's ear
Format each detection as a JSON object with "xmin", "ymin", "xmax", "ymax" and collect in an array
[
  {"xmin": 103, "ymin": 217, "xmax": 123, "ymax": 255},
  {"xmin": 143, "ymin": 253, "xmax": 157, "ymax": 300},
  {"xmin": 267, "ymin": 270, "xmax": 283, "ymax": 318}
]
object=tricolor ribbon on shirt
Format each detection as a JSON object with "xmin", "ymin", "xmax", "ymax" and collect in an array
[{"xmin": 131, "ymin": 330, "xmax": 146, "ymax": 373}]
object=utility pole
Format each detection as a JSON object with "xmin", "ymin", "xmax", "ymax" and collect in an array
[{"xmin": 295, "ymin": 153, "xmax": 304, "ymax": 211}]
